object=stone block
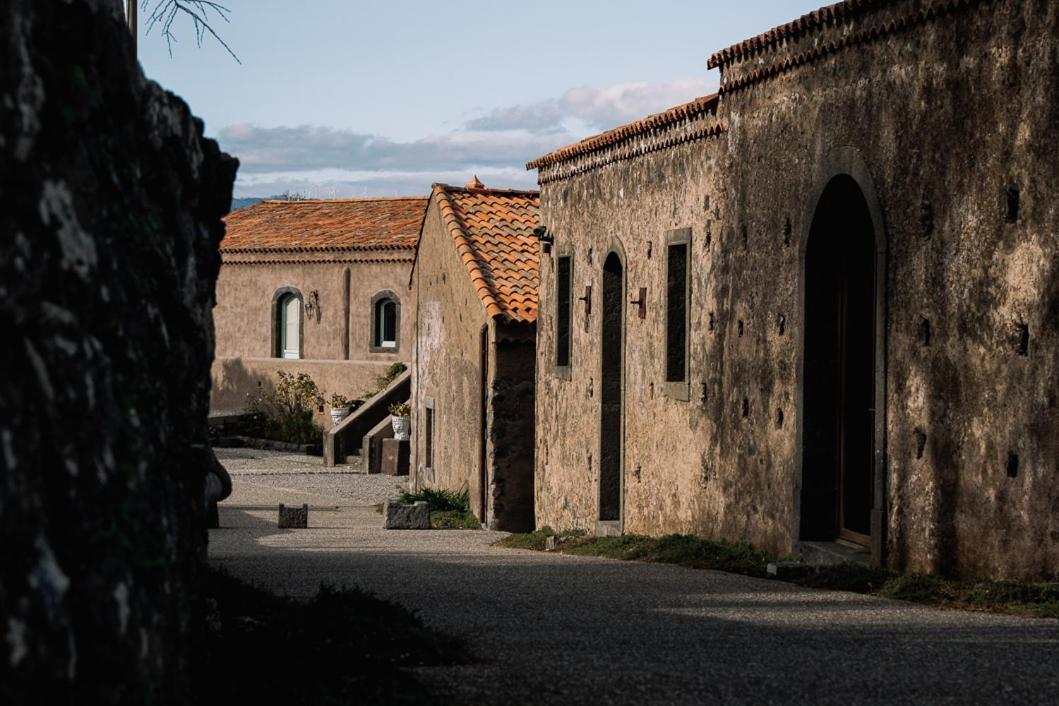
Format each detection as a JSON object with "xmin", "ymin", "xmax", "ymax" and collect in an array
[
  {"xmin": 381, "ymin": 438, "xmax": 410, "ymax": 476},
  {"xmin": 383, "ymin": 501, "xmax": 431, "ymax": 530},
  {"xmin": 278, "ymin": 503, "xmax": 309, "ymax": 529},
  {"xmin": 766, "ymin": 561, "xmax": 813, "ymax": 580}
]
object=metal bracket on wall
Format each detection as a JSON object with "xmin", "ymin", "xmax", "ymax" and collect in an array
[
  {"xmin": 578, "ymin": 285, "xmax": 592, "ymax": 316},
  {"xmin": 629, "ymin": 287, "xmax": 647, "ymax": 320}
]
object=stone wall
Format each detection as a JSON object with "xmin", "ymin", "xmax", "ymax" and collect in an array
[
  {"xmin": 412, "ymin": 201, "xmax": 491, "ymax": 516},
  {"xmin": 533, "ymin": 0, "xmax": 1058, "ymax": 579},
  {"xmin": 534, "ymin": 114, "xmax": 731, "ymax": 542},
  {"xmin": 716, "ymin": 0, "xmax": 1059, "ymax": 579},
  {"xmin": 0, "ymin": 0, "xmax": 236, "ymax": 700},
  {"xmin": 412, "ymin": 200, "xmax": 537, "ymax": 530}
]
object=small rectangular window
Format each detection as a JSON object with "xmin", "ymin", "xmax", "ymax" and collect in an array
[
  {"xmin": 556, "ymin": 255, "xmax": 572, "ymax": 369},
  {"xmin": 665, "ymin": 230, "xmax": 690, "ymax": 396},
  {"xmin": 425, "ymin": 405, "xmax": 434, "ymax": 470}
]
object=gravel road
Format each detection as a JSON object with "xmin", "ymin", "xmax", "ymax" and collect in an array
[{"xmin": 211, "ymin": 449, "xmax": 1059, "ymax": 705}]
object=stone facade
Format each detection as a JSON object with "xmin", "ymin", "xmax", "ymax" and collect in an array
[
  {"xmin": 1, "ymin": 0, "xmax": 236, "ymax": 698},
  {"xmin": 212, "ymin": 200, "xmax": 422, "ymax": 413},
  {"xmin": 530, "ymin": 0, "xmax": 1059, "ymax": 580},
  {"xmin": 411, "ymin": 183, "xmax": 539, "ymax": 531}
]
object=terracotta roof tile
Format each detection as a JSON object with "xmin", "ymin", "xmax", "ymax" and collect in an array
[
  {"xmin": 432, "ymin": 183, "xmax": 541, "ymax": 324},
  {"xmin": 527, "ymin": 94, "xmax": 720, "ymax": 170},
  {"xmin": 221, "ymin": 197, "xmax": 428, "ymax": 253}
]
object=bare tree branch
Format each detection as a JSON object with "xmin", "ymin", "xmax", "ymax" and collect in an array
[{"xmin": 143, "ymin": 1, "xmax": 241, "ymax": 64}]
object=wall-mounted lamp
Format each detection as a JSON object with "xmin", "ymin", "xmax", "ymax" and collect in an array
[
  {"xmin": 534, "ymin": 225, "xmax": 553, "ymax": 254},
  {"xmin": 304, "ymin": 290, "xmax": 320, "ymax": 321}
]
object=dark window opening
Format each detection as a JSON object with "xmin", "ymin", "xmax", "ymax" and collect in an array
[
  {"xmin": 600, "ymin": 252, "xmax": 624, "ymax": 522},
  {"xmin": 556, "ymin": 255, "xmax": 572, "ymax": 368},
  {"xmin": 425, "ymin": 406, "xmax": 434, "ymax": 470},
  {"xmin": 1006, "ymin": 183, "xmax": 1020, "ymax": 223},
  {"xmin": 371, "ymin": 292, "xmax": 400, "ymax": 351},
  {"xmin": 665, "ymin": 242, "xmax": 688, "ymax": 383}
]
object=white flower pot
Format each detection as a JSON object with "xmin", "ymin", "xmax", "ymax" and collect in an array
[
  {"xmin": 391, "ymin": 415, "xmax": 411, "ymax": 441},
  {"xmin": 330, "ymin": 407, "xmax": 350, "ymax": 427}
]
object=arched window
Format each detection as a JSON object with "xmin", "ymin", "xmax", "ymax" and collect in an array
[
  {"xmin": 370, "ymin": 291, "xmax": 400, "ymax": 352},
  {"xmin": 273, "ymin": 288, "xmax": 303, "ymax": 359}
]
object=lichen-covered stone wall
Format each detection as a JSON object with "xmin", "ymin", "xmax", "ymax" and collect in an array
[
  {"xmin": 533, "ymin": 0, "xmax": 1058, "ymax": 579},
  {"xmin": 0, "ymin": 0, "xmax": 236, "ymax": 700}
]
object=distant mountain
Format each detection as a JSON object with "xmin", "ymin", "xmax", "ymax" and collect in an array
[
  {"xmin": 230, "ymin": 192, "xmax": 321, "ymax": 212},
  {"xmin": 229, "ymin": 196, "xmax": 264, "ymax": 212}
]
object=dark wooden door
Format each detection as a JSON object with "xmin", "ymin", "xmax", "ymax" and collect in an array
[
  {"xmin": 599, "ymin": 253, "xmax": 624, "ymax": 523},
  {"xmin": 801, "ymin": 175, "xmax": 876, "ymax": 546},
  {"xmin": 478, "ymin": 324, "xmax": 489, "ymax": 524}
]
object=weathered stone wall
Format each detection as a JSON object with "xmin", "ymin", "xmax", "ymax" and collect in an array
[
  {"xmin": 534, "ymin": 116, "xmax": 732, "ymax": 541},
  {"xmin": 717, "ymin": 0, "xmax": 1059, "ymax": 579},
  {"xmin": 533, "ymin": 0, "xmax": 1058, "ymax": 579},
  {"xmin": 412, "ymin": 201, "xmax": 491, "ymax": 516},
  {"xmin": 212, "ymin": 256, "xmax": 413, "ymax": 411},
  {"xmin": 412, "ymin": 202, "xmax": 537, "ymax": 530},
  {"xmin": 0, "ymin": 0, "xmax": 236, "ymax": 700}
]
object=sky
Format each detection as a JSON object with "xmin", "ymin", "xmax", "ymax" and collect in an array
[{"xmin": 137, "ymin": 1, "xmax": 824, "ymax": 199}]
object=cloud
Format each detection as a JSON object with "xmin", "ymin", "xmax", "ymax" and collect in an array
[
  {"xmin": 217, "ymin": 77, "xmax": 719, "ymax": 198},
  {"xmin": 464, "ymin": 77, "xmax": 718, "ymax": 134},
  {"xmin": 219, "ymin": 124, "xmax": 569, "ymax": 174},
  {"xmin": 233, "ymin": 167, "xmax": 539, "ymax": 200}
]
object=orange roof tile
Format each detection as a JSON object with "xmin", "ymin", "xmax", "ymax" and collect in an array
[
  {"xmin": 432, "ymin": 182, "xmax": 541, "ymax": 324},
  {"xmin": 527, "ymin": 93, "xmax": 720, "ymax": 170},
  {"xmin": 221, "ymin": 197, "xmax": 428, "ymax": 252}
]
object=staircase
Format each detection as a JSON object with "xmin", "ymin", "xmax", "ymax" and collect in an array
[{"xmin": 322, "ymin": 369, "xmax": 410, "ymax": 469}]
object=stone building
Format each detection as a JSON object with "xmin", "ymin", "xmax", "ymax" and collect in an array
[
  {"xmin": 212, "ymin": 197, "xmax": 426, "ymax": 410},
  {"xmin": 411, "ymin": 179, "xmax": 539, "ymax": 531},
  {"xmin": 527, "ymin": 0, "xmax": 1058, "ymax": 580}
]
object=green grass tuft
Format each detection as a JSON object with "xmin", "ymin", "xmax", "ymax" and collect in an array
[
  {"xmin": 399, "ymin": 487, "xmax": 469, "ymax": 513},
  {"xmin": 561, "ymin": 534, "xmax": 772, "ymax": 576},
  {"xmin": 495, "ymin": 526, "xmax": 585, "ymax": 550},
  {"xmin": 430, "ymin": 510, "xmax": 481, "ymax": 530}
]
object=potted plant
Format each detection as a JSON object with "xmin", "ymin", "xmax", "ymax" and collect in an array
[
  {"xmin": 389, "ymin": 401, "xmax": 411, "ymax": 440},
  {"xmin": 329, "ymin": 393, "xmax": 353, "ymax": 427}
]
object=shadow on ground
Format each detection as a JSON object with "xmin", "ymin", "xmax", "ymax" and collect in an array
[{"xmin": 210, "ymin": 510, "xmax": 1059, "ymax": 705}]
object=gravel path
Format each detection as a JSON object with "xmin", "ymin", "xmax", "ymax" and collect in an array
[
  {"xmin": 212, "ymin": 450, "xmax": 1059, "ymax": 705},
  {"xmin": 216, "ymin": 447, "xmax": 406, "ymax": 505}
]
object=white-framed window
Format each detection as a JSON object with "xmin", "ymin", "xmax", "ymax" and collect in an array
[
  {"xmin": 279, "ymin": 293, "xmax": 301, "ymax": 359},
  {"xmin": 370, "ymin": 291, "xmax": 400, "ymax": 351}
]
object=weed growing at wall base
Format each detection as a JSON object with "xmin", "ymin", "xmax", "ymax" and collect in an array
[{"xmin": 399, "ymin": 487, "xmax": 480, "ymax": 529}]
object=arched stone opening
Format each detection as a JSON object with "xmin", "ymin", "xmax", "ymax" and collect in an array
[{"xmin": 800, "ymin": 174, "xmax": 883, "ymax": 548}]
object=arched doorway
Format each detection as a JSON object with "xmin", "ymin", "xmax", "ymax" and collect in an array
[
  {"xmin": 801, "ymin": 175, "xmax": 878, "ymax": 546},
  {"xmin": 599, "ymin": 252, "xmax": 625, "ymax": 526}
]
